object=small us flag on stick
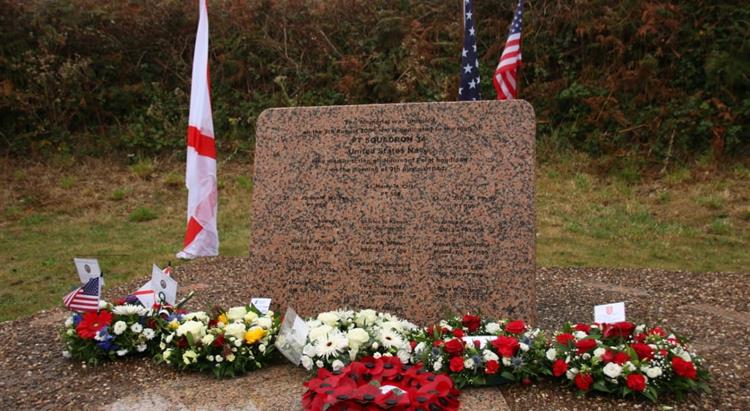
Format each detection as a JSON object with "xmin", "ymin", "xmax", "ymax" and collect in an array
[
  {"xmin": 493, "ymin": 0, "xmax": 524, "ymax": 100},
  {"xmin": 458, "ymin": 0, "xmax": 480, "ymax": 101},
  {"xmin": 63, "ymin": 276, "xmax": 101, "ymax": 312}
]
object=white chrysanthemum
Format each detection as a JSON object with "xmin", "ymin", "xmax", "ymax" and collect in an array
[
  {"xmin": 301, "ymin": 355, "xmax": 313, "ymax": 370},
  {"xmin": 315, "ymin": 331, "xmax": 349, "ymax": 359},
  {"xmin": 227, "ymin": 306, "xmax": 248, "ymax": 322},
  {"xmin": 347, "ymin": 328, "xmax": 369, "ymax": 345},
  {"xmin": 228, "ymin": 353, "xmax": 237, "ymax": 362},
  {"xmin": 483, "ymin": 349, "xmax": 499, "ymax": 362},
  {"xmin": 332, "ymin": 360, "xmax": 345, "ymax": 371},
  {"xmin": 201, "ymin": 334, "xmax": 215, "ymax": 346},
  {"xmin": 113, "ymin": 321, "xmax": 127, "ymax": 335},
  {"xmin": 259, "ymin": 344, "xmax": 266, "ymax": 353},
  {"xmin": 176, "ymin": 320, "xmax": 207, "ymax": 340},
  {"xmin": 603, "ymin": 362, "xmax": 622, "ymax": 378},
  {"xmin": 309, "ymin": 325, "xmax": 333, "ymax": 342},
  {"xmin": 117, "ymin": 349, "xmax": 128, "ymax": 356},
  {"xmin": 545, "ymin": 348, "xmax": 557, "ymax": 361},
  {"xmin": 464, "ymin": 358, "xmax": 475, "ymax": 370},
  {"xmin": 215, "ymin": 355, "xmax": 223, "ymax": 362},
  {"xmin": 317, "ymin": 311, "xmax": 340, "ymax": 327},
  {"xmin": 485, "ymin": 322, "xmax": 501, "ymax": 334},
  {"xmin": 257, "ymin": 317, "xmax": 273, "ymax": 329},
  {"xmin": 646, "ymin": 366, "xmax": 663, "ymax": 378},
  {"xmin": 136, "ymin": 344, "xmax": 147, "ymax": 352},
  {"xmin": 379, "ymin": 330, "xmax": 403, "ymax": 349},
  {"xmin": 130, "ymin": 323, "xmax": 143, "ymax": 333},
  {"xmin": 355, "ymin": 309, "xmax": 378, "ymax": 327},
  {"xmin": 315, "ymin": 360, "xmax": 324, "ymax": 369},
  {"xmin": 143, "ymin": 328, "xmax": 155, "ymax": 340},
  {"xmin": 224, "ymin": 322, "xmax": 246, "ymax": 341},
  {"xmin": 113, "ymin": 304, "xmax": 147, "ymax": 316}
]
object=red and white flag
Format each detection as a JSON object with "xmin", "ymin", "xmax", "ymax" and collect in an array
[
  {"xmin": 177, "ymin": 0, "xmax": 219, "ymax": 259},
  {"xmin": 493, "ymin": 0, "xmax": 525, "ymax": 100}
]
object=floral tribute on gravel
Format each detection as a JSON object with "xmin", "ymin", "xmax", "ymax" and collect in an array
[
  {"xmin": 545, "ymin": 321, "xmax": 710, "ymax": 401},
  {"xmin": 156, "ymin": 305, "xmax": 280, "ymax": 378},
  {"xmin": 302, "ymin": 355, "xmax": 460, "ymax": 410},
  {"xmin": 408, "ymin": 315, "xmax": 547, "ymax": 388},
  {"xmin": 61, "ymin": 299, "xmax": 174, "ymax": 365},
  {"xmin": 301, "ymin": 309, "xmax": 418, "ymax": 372}
]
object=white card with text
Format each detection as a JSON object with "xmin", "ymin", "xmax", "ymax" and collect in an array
[
  {"xmin": 151, "ymin": 264, "xmax": 178, "ymax": 305},
  {"xmin": 74, "ymin": 258, "xmax": 101, "ymax": 284},
  {"xmin": 594, "ymin": 302, "xmax": 626, "ymax": 323},
  {"xmin": 250, "ymin": 298, "xmax": 272, "ymax": 314},
  {"xmin": 275, "ymin": 307, "xmax": 309, "ymax": 366}
]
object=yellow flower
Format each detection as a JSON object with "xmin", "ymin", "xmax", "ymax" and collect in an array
[
  {"xmin": 244, "ymin": 327, "xmax": 267, "ymax": 345},
  {"xmin": 168, "ymin": 319, "xmax": 179, "ymax": 330},
  {"xmin": 217, "ymin": 313, "xmax": 229, "ymax": 325}
]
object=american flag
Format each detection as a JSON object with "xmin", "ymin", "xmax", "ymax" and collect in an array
[
  {"xmin": 63, "ymin": 276, "xmax": 100, "ymax": 312},
  {"xmin": 493, "ymin": 0, "xmax": 524, "ymax": 100},
  {"xmin": 458, "ymin": 0, "xmax": 480, "ymax": 101}
]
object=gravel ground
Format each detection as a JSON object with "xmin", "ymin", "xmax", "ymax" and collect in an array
[{"xmin": 1, "ymin": 258, "xmax": 748, "ymax": 410}]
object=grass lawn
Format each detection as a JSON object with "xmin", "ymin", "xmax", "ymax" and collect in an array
[{"xmin": 1, "ymin": 155, "xmax": 748, "ymax": 321}]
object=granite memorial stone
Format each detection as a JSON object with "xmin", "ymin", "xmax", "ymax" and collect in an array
[{"xmin": 250, "ymin": 100, "xmax": 536, "ymax": 324}]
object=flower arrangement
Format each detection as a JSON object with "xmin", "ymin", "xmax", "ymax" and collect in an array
[
  {"xmin": 302, "ymin": 355, "xmax": 461, "ymax": 410},
  {"xmin": 408, "ymin": 314, "xmax": 547, "ymax": 388},
  {"xmin": 300, "ymin": 309, "xmax": 418, "ymax": 372},
  {"xmin": 61, "ymin": 300, "xmax": 173, "ymax": 365},
  {"xmin": 156, "ymin": 305, "xmax": 280, "ymax": 377},
  {"xmin": 545, "ymin": 321, "xmax": 710, "ymax": 401}
]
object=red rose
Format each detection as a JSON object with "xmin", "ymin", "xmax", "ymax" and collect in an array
[
  {"xmin": 491, "ymin": 336, "xmax": 520, "ymax": 358},
  {"xmin": 409, "ymin": 340, "xmax": 417, "ymax": 350},
  {"xmin": 452, "ymin": 329, "xmax": 465, "ymax": 338},
  {"xmin": 505, "ymin": 320, "xmax": 526, "ymax": 335},
  {"xmin": 462, "ymin": 315, "xmax": 481, "ymax": 332},
  {"xmin": 634, "ymin": 333, "xmax": 647, "ymax": 343},
  {"xmin": 575, "ymin": 338, "xmax": 597, "ymax": 354},
  {"xmin": 75, "ymin": 311, "xmax": 113, "ymax": 340},
  {"xmin": 626, "ymin": 373, "xmax": 647, "ymax": 392},
  {"xmin": 555, "ymin": 333, "xmax": 575, "ymax": 346},
  {"xmin": 671, "ymin": 357, "xmax": 697, "ymax": 380},
  {"xmin": 630, "ymin": 343, "xmax": 654, "ymax": 360},
  {"xmin": 601, "ymin": 349, "xmax": 615, "ymax": 363},
  {"xmin": 602, "ymin": 321, "xmax": 635, "ymax": 338},
  {"xmin": 575, "ymin": 373, "xmax": 593, "ymax": 391},
  {"xmin": 433, "ymin": 340, "xmax": 444, "ymax": 347},
  {"xmin": 614, "ymin": 352, "xmax": 631, "ymax": 365},
  {"xmin": 552, "ymin": 359, "xmax": 568, "ymax": 377},
  {"xmin": 649, "ymin": 326, "xmax": 667, "ymax": 337},
  {"xmin": 574, "ymin": 323, "xmax": 591, "ymax": 333},
  {"xmin": 473, "ymin": 340, "xmax": 481, "ymax": 349},
  {"xmin": 485, "ymin": 360, "xmax": 499, "ymax": 375},
  {"xmin": 444, "ymin": 338, "xmax": 465, "ymax": 357},
  {"xmin": 212, "ymin": 334, "xmax": 225, "ymax": 347},
  {"xmin": 449, "ymin": 356, "xmax": 464, "ymax": 372}
]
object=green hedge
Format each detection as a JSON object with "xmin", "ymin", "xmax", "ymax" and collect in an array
[{"xmin": 1, "ymin": 0, "xmax": 747, "ymax": 161}]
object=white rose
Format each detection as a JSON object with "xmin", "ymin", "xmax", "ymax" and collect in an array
[
  {"xmin": 433, "ymin": 358, "xmax": 443, "ymax": 372},
  {"xmin": 646, "ymin": 366, "xmax": 662, "ymax": 379},
  {"xmin": 397, "ymin": 350, "xmax": 410, "ymax": 363},
  {"xmin": 574, "ymin": 331, "xmax": 587, "ymax": 340},
  {"xmin": 635, "ymin": 324, "xmax": 646, "ymax": 334},
  {"xmin": 257, "ymin": 317, "xmax": 273, "ymax": 329},
  {"xmin": 183, "ymin": 311, "xmax": 209, "ymax": 322},
  {"xmin": 143, "ymin": 328, "xmax": 155, "ymax": 340},
  {"xmin": 201, "ymin": 334, "xmax": 215, "ymax": 346},
  {"xmin": 234, "ymin": 338, "xmax": 242, "ymax": 347},
  {"xmin": 502, "ymin": 357, "xmax": 512, "ymax": 366},
  {"xmin": 355, "ymin": 309, "xmax": 378, "ymax": 327},
  {"xmin": 130, "ymin": 323, "xmax": 143, "ymax": 333},
  {"xmin": 227, "ymin": 306, "xmax": 248, "ymax": 321},
  {"xmin": 316, "ymin": 360, "xmax": 324, "ymax": 368},
  {"xmin": 303, "ymin": 344, "xmax": 317, "ymax": 357},
  {"xmin": 113, "ymin": 321, "xmax": 127, "ymax": 335},
  {"xmin": 603, "ymin": 362, "xmax": 622, "ymax": 378},
  {"xmin": 332, "ymin": 360, "xmax": 345, "ymax": 371},
  {"xmin": 301, "ymin": 355, "xmax": 313, "ymax": 370},
  {"xmin": 679, "ymin": 351, "xmax": 692, "ymax": 362},
  {"xmin": 593, "ymin": 347, "xmax": 606, "ymax": 359},
  {"xmin": 415, "ymin": 342, "xmax": 426, "ymax": 355},
  {"xmin": 244, "ymin": 311, "xmax": 259, "ymax": 323},
  {"xmin": 224, "ymin": 323, "xmax": 247, "ymax": 341},
  {"xmin": 117, "ymin": 349, "xmax": 128, "ymax": 356},
  {"xmin": 483, "ymin": 349, "xmax": 499, "ymax": 362},
  {"xmin": 485, "ymin": 322, "xmax": 501, "ymax": 334},
  {"xmin": 176, "ymin": 320, "xmax": 206, "ymax": 340},
  {"xmin": 464, "ymin": 358, "xmax": 475, "ymax": 370},
  {"xmin": 519, "ymin": 343, "xmax": 529, "ymax": 352},
  {"xmin": 309, "ymin": 325, "xmax": 333, "ymax": 342},
  {"xmin": 347, "ymin": 328, "xmax": 370, "ymax": 345},
  {"xmin": 136, "ymin": 344, "xmax": 147, "ymax": 352},
  {"xmin": 371, "ymin": 342, "xmax": 379, "ymax": 350},
  {"xmin": 545, "ymin": 348, "xmax": 557, "ymax": 361},
  {"xmin": 566, "ymin": 367, "xmax": 579, "ymax": 381},
  {"xmin": 317, "ymin": 312, "xmax": 339, "ymax": 326}
]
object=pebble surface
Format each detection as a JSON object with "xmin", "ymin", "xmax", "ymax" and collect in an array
[{"xmin": 0, "ymin": 258, "xmax": 747, "ymax": 410}]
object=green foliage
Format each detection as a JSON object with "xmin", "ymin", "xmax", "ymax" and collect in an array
[
  {"xmin": 0, "ymin": 0, "xmax": 748, "ymax": 160},
  {"xmin": 129, "ymin": 207, "xmax": 158, "ymax": 222}
]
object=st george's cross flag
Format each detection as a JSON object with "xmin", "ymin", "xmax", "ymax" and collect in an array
[
  {"xmin": 493, "ymin": 0, "xmax": 525, "ymax": 100},
  {"xmin": 458, "ymin": 0, "xmax": 481, "ymax": 101},
  {"xmin": 133, "ymin": 264, "xmax": 178, "ymax": 308},
  {"xmin": 63, "ymin": 276, "xmax": 101, "ymax": 313},
  {"xmin": 177, "ymin": 0, "xmax": 219, "ymax": 260}
]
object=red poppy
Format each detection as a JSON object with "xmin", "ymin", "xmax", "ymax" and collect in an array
[{"xmin": 75, "ymin": 310, "xmax": 113, "ymax": 339}]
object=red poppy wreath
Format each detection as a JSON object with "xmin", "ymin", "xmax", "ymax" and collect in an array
[{"xmin": 302, "ymin": 355, "xmax": 461, "ymax": 411}]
